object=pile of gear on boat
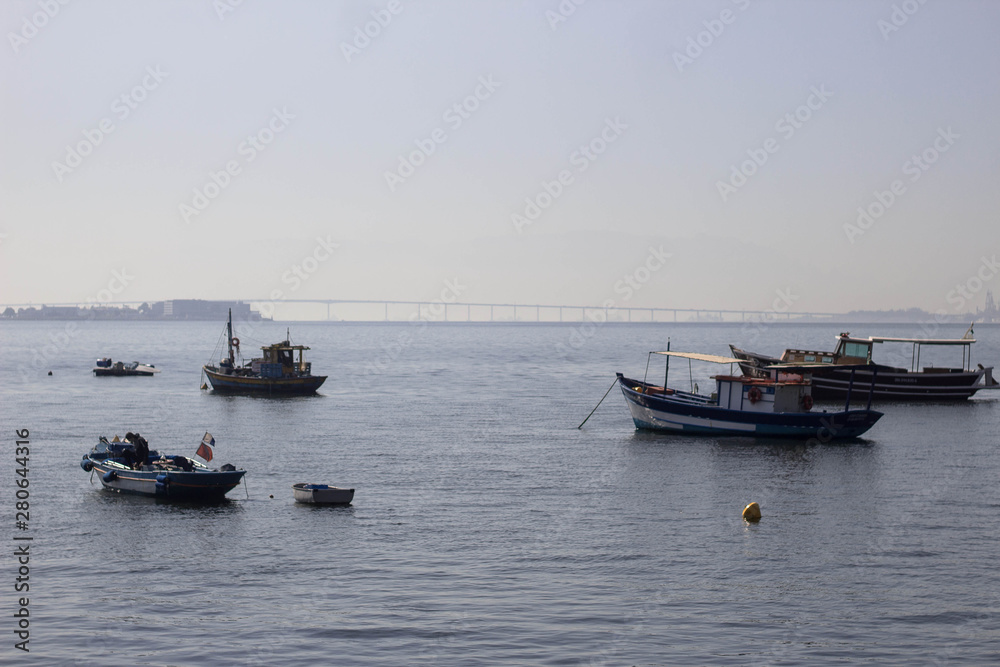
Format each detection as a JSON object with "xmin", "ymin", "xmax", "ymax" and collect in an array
[{"xmin": 86, "ymin": 433, "xmax": 229, "ymax": 472}]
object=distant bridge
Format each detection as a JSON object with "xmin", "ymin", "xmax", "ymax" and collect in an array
[
  {"xmin": 1, "ymin": 298, "xmax": 843, "ymax": 323},
  {"xmin": 274, "ymin": 299, "xmax": 841, "ymax": 323}
]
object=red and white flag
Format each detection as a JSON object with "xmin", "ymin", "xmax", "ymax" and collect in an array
[{"xmin": 196, "ymin": 432, "xmax": 214, "ymax": 462}]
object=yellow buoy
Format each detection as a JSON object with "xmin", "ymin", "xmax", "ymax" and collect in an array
[{"xmin": 742, "ymin": 502, "xmax": 761, "ymax": 522}]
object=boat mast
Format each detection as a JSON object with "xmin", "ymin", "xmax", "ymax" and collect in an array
[
  {"xmin": 227, "ymin": 308, "xmax": 235, "ymax": 365},
  {"xmin": 664, "ymin": 338, "xmax": 670, "ymax": 388}
]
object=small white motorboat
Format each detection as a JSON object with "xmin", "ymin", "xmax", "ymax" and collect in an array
[
  {"xmin": 292, "ymin": 483, "xmax": 354, "ymax": 505},
  {"xmin": 93, "ymin": 359, "xmax": 160, "ymax": 376}
]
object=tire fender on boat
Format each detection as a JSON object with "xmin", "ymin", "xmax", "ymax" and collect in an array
[
  {"xmin": 81, "ymin": 458, "xmax": 94, "ymax": 472},
  {"xmin": 102, "ymin": 470, "xmax": 117, "ymax": 483},
  {"xmin": 155, "ymin": 473, "xmax": 170, "ymax": 496}
]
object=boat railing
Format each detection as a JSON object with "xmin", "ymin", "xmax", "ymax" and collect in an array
[
  {"xmin": 626, "ymin": 380, "xmax": 710, "ymax": 405},
  {"xmin": 671, "ymin": 390, "xmax": 714, "ymax": 405},
  {"xmin": 782, "ymin": 348, "xmax": 835, "ymax": 358},
  {"xmin": 846, "ymin": 332, "xmax": 982, "ymax": 373}
]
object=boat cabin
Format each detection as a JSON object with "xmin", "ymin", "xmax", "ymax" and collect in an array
[
  {"xmin": 833, "ymin": 335, "xmax": 874, "ymax": 364},
  {"xmin": 636, "ymin": 349, "xmax": 814, "ymax": 414},
  {"xmin": 250, "ymin": 341, "xmax": 313, "ymax": 377},
  {"xmin": 780, "ymin": 333, "xmax": 871, "ymax": 366},
  {"xmin": 713, "ymin": 373, "xmax": 812, "ymax": 413}
]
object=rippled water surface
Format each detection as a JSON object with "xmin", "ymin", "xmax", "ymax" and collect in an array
[{"xmin": 2, "ymin": 321, "xmax": 999, "ymax": 665}]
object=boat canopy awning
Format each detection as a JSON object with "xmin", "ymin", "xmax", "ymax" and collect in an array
[
  {"xmin": 867, "ymin": 336, "xmax": 975, "ymax": 345},
  {"xmin": 651, "ymin": 351, "xmax": 744, "ymax": 364}
]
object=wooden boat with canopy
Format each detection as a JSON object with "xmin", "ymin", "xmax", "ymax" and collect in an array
[{"xmin": 730, "ymin": 328, "xmax": 996, "ymax": 401}]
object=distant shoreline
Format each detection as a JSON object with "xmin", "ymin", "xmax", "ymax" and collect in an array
[
  {"xmin": 2, "ymin": 317, "xmax": 996, "ymax": 326},
  {"xmin": 2, "ymin": 299, "xmax": 996, "ymax": 325}
]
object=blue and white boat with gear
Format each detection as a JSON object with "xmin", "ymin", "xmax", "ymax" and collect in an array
[
  {"xmin": 617, "ymin": 349, "xmax": 883, "ymax": 439},
  {"xmin": 81, "ymin": 433, "xmax": 246, "ymax": 500}
]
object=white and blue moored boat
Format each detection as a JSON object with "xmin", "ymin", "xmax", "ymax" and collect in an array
[
  {"xmin": 81, "ymin": 435, "xmax": 246, "ymax": 500},
  {"xmin": 617, "ymin": 350, "xmax": 883, "ymax": 439}
]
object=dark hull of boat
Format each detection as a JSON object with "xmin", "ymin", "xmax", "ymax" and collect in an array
[
  {"xmin": 93, "ymin": 369, "xmax": 156, "ymax": 377},
  {"xmin": 808, "ymin": 367, "xmax": 986, "ymax": 401},
  {"xmin": 618, "ymin": 375, "xmax": 882, "ymax": 439},
  {"xmin": 729, "ymin": 347, "xmax": 987, "ymax": 401},
  {"xmin": 203, "ymin": 367, "xmax": 326, "ymax": 395},
  {"xmin": 87, "ymin": 459, "xmax": 245, "ymax": 500}
]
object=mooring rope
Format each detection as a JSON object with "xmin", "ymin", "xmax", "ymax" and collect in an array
[{"xmin": 577, "ymin": 377, "xmax": 620, "ymax": 429}]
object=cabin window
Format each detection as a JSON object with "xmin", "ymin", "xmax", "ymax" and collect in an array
[
  {"xmin": 805, "ymin": 355, "xmax": 815, "ymax": 362},
  {"xmin": 822, "ymin": 356, "xmax": 833, "ymax": 363},
  {"xmin": 842, "ymin": 342, "xmax": 869, "ymax": 358}
]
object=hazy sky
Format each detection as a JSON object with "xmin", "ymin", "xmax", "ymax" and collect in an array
[{"xmin": 2, "ymin": 0, "xmax": 998, "ymax": 316}]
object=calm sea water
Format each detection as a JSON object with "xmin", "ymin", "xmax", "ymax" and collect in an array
[{"xmin": 1, "ymin": 320, "xmax": 999, "ymax": 666}]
